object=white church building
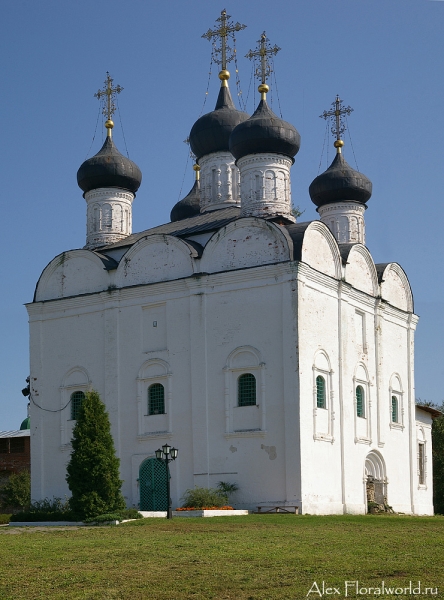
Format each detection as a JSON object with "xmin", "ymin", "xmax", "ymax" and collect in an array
[{"xmin": 26, "ymin": 16, "xmax": 435, "ymax": 515}]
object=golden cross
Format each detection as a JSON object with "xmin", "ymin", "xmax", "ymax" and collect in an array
[
  {"xmin": 202, "ymin": 9, "xmax": 246, "ymax": 71},
  {"xmin": 94, "ymin": 72, "xmax": 123, "ymax": 122},
  {"xmin": 320, "ymin": 95, "xmax": 353, "ymax": 142},
  {"xmin": 245, "ymin": 32, "xmax": 280, "ymax": 86}
]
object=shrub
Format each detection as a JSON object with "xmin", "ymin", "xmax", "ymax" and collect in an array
[
  {"xmin": 0, "ymin": 514, "xmax": 12, "ymax": 524},
  {"xmin": 84, "ymin": 509, "xmax": 143, "ymax": 524},
  {"xmin": 0, "ymin": 470, "xmax": 30, "ymax": 511},
  {"xmin": 66, "ymin": 390, "xmax": 125, "ymax": 520},
  {"xmin": 180, "ymin": 487, "xmax": 228, "ymax": 509},
  {"xmin": 9, "ymin": 497, "xmax": 76, "ymax": 522}
]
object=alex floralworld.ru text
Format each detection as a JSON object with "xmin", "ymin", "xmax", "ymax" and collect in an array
[{"xmin": 306, "ymin": 581, "xmax": 438, "ymax": 596}]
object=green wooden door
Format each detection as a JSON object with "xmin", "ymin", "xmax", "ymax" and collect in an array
[{"xmin": 139, "ymin": 458, "xmax": 169, "ymax": 511}]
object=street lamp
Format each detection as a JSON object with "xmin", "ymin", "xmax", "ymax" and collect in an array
[{"xmin": 155, "ymin": 443, "xmax": 178, "ymax": 518}]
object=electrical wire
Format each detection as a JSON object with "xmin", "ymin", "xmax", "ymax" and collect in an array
[
  {"xmin": 84, "ymin": 104, "xmax": 101, "ymax": 160},
  {"xmin": 116, "ymin": 97, "xmax": 130, "ymax": 158}
]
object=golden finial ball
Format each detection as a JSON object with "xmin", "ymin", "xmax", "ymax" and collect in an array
[
  {"xmin": 334, "ymin": 139, "xmax": 344, "ymax": 148},
  {"xmin": 105, "ymin": 119, "xmax": 114, "ymax": 129},
  {"xmin": 193, "ymin": 164, "xmax": 201, "ymax": 172},
  {"xmin": 219, "ymin": 70, "xmax": 230, "ymax": 81},
  {"xmin": 258, "ymin": 83, "xmax": 269, "ymax": 94}
]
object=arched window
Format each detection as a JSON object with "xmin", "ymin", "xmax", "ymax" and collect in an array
[
  {"xmin": 238, "ymin": 373, "xmax": 256, "ymax": 407},
  {"xmin": 148, "ymin": 383, "xmax": 165, "ymax": 415},
  {"xmin": 356, "ymin": 385, "xmax": 365, "ymax": 418},
  {"xmin": 316, "ymin": 376, "xmax": 326, "ymax": 409},
  {"xmin": 391, "ymin": 396, "xmax": 399, "ymax": 423},
  {"xmin": 70, "ymin": 391, "xmax": 85, "ymax": 420}
]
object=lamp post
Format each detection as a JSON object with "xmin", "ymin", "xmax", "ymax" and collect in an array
[{"xmin": 155, "ymin": 443, "xmax": 178, "ymax": 519}]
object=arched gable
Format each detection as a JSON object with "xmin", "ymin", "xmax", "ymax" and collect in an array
[
  {"xmin": 200, "ymin": 218, "xmax": 292, "ymax": 274},
  {"xmin": 115, "ymin": 235, "xmax": 198, "ymax": 288},
  {"xmin": 376, "ymin": 263, "xmax": 413, "ymax": 312},
  {"xmin": 287, "ymin": 221, "xmax": 342, "ymax": 279},
  {"xmin": 35, "ymin": 250, "xmax": 110, "ymax": 302},
  {"xmin": 343, "ymin": 244, "xmax": 378, "ymax": 296}
]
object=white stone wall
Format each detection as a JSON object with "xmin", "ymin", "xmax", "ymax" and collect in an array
[
  {"xmin": 237, "ymin": 154, "xmax": 295, "ymax": 222},
  {"xmin": 199, "ymin": 152, "xmax": 241, "ymax": 212},
  {"xmin": 85, "ymin": 187, "xmax": 134, "ymax": 249},
  {"xmin": 318, "ymin": 202, "xmax": 366, "ymax": 244},
  {"xmin": 27, "ymin": 218, "xmax": 431, "ymax": 514}
]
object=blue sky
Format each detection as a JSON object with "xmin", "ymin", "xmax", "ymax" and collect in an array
[{"xmin": 0, "ymin": 0, "xmax": 443, "ymax": 430}]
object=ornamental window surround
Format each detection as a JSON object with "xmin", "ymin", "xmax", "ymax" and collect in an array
[
  {"xmin": 353, "ymin": 363, "xmax": 371, "ymax": 445},
  {"xmin": 224, "ymin": 346, "xmax": 266, "ymax": 437},
  {"xmin": 312, "ymin": 350, "xmax": 334, "ymax": 443},
  {"xmin": 389, "ymin": 375, "xmax": 404, "ymax": 431}
]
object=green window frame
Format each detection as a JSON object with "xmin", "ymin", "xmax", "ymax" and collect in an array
[
  {"xmin": 148, "ymin": 383, "xmax": 165, "ymax": 415},
  {"xmin": 316, "ymin": 375, "xmax": 326, "ymax": 409},
  {"xmin": 391, "ymin": 396, "xmax": 399, "ymax": 423},
  {"xmin": 418, "ymin": 443, "xmax": 425, "ymax": 485},
  {"xmin": 238, "ymin": 373, "xmax": 256, "ymax": 407},
  {"xmin": 356, "ymin": 385, "xmax": 365, "ymax": 418},
  {"xmin": 70, "ymin": 391, "xmax": 85, "ymax": 420}
]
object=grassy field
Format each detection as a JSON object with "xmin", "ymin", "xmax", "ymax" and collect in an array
[{"xmin": 0, "ymin": 514, "xmax": 443, "ymax": 600}]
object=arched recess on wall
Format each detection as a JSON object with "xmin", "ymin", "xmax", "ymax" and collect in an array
[
  {"xmin": 224, "ymin": 346, "xmax": 266, "ymax": 436},
  {"xmin": 364, "ymin": 450, "xmax": 387, "ymax": 510},
  {"xmin": 136, "ymin": 359, "xmax": 172, "ymax": 438}
]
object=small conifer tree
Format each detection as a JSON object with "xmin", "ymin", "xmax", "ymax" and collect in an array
[{"xmin": 66, "ymin": 390, "xmax": 125, "ymax": 519}]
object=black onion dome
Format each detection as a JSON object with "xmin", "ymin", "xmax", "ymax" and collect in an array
[
  {"xmin": 309, "ymin": 152, "xmax": 372, "ymax": 208},
  {"xmin": 77, "ymin": 136, "xmax": 142, "ymax": 194},
  {"xmin": 189, "ymin": 86, "xmax": 249, "ymax": 160},
  {"xmin": 170, "ymin": 180, "xmax": 201, "ymax": 222},
  {"xmin": 229, "ymin": 99, "xmax": 301, "ymax": 161}
]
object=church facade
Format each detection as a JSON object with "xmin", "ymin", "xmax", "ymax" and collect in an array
[{"xmin": 26, "ymin": 17, "xmax": 434, "ymax": 515}]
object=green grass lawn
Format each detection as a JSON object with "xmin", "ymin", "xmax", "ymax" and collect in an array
[{"xmin": 0, "ymin": 514, "xmax": 443, "ymax": 600}]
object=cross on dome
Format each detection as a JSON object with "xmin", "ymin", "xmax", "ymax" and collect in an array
[
  {"xmin": 202, "ymin": 9, "xmax": 246, "ymax": 81},
  {"xmin": 94, "ymin": 72, "xmax": 124, "ymax": 137},
  {"xmin": 320, "ymin": 95, "xmax": 353, "ymax": 153},
  {"xmin": 245, "ymin": 32, "xmax": 280, "ymax": 99}
]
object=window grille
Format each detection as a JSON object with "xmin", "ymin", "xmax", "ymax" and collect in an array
[
  {"xmin": 70, "ymin": 391, "xmax": 85, "ymax": 420},
  {"xmin": 238, "ymin": 373, "xmax": 256, "ymax": 407},
  {"xmin": 148, "ymin": 383, "xmax": 165, "ymax": 415},
  {"xmin": 316, "ymin": 376, "xmax": 326, "ymax": 409},
  {"xmin": 391, "ymin": 396, "xmax": 399, "ymax": 423},
  {"xmin": 419, "ymin": 443, "xmax": 425, "ymax": 485},
  {"xmin": 356, "ymin": 385, "xmax": 365, "ymax": 418},
  {"xmin": 0, "ymin": 439, "xmax": 9, "ymax": 453}
]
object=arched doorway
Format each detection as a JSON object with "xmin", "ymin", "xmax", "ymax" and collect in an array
[
  {"xmin": 365, "ymin": 451, "xmax": 387, "ymax": 511},
  {"xmin": 139, "ymin": 458, "xmax": 169, "ymax": 511}
]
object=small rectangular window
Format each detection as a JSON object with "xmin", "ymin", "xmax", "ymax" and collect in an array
[
  {"xmin": 391, "ymin": 396, "xmax": 399, "ymax": 423},
  {"xmin": 238, "ymin": 373, "xmax": 256, "ymax": 407},
  {"xmin": 0, "ymin": 439, "xmax": 9, "ymax": 453},
  {"xmin": 316, "ymin": 376, "xmax": 326, "ymax": 409}
]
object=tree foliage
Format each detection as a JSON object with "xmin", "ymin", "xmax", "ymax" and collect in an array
[
  {"xmin": 432, "ymin": 404, "xmax": 444, "ymax": 514},
  {"xmin": 1, "ymin": 470, "xmax": 30, "ymax": 511},
  {"xmin": 66, "ymin": 390, "xmax": 125, "ymax": 519}
]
